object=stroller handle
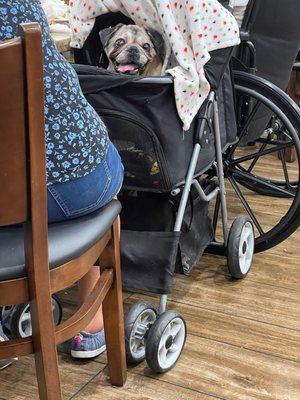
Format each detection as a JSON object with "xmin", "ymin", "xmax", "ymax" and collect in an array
[{"xmin": 138, "ymin": 76, "xmax": 174, "ymax": 85}]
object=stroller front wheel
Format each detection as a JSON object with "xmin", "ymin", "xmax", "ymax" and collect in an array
[
  {"xmin": 145, "ymin": 310, "xmax": 187, "ymax": 373},
  {"xmin": 227, "ymin": 216, "xmax": 255, "ymax": 279},
  {"xmin": 124, "ymin": 301, "xmax": 157, "ymax": 364}
]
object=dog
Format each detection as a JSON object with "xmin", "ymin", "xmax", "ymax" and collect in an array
[{"xmin": 99, "ymin": 24, "xmax": 165, "ymax": 76}]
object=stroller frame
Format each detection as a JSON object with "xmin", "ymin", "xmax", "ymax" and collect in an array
[{"xmin": 158, "ymin": 90, "xmax": 228, "ymax": 314}]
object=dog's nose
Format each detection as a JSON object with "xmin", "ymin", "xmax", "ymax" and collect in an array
[{"xmin": 127, "ymin": 46, "xmax": 139, "ymax": 55}]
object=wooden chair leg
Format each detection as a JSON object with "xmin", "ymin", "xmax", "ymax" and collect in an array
[
  {"xmin": 102, "ymin": 217, "xmax": 127, "ymax": 386},
  {"xmin": 24, "ymin": 220, "xmax": 62, "ymax": 400},
  {"xmin": 29, "ymin": 283, "xmax": 62, "ymax": 399}
]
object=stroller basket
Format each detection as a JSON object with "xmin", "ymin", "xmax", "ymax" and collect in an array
[{"xmin": 120, "ymin": 188, "xmax": 214, "ymax": 294}]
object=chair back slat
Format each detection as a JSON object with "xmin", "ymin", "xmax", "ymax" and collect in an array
[{"xmin": 0, "ymin": 38, "xmax": 28, "ymax": 226}]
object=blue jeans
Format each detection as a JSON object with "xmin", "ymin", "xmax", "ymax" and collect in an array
[{"xmin": 47, "ymin": 142, "xmax": 124, "ymax": 223}]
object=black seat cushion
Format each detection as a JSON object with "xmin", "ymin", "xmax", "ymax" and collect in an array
[{"xmin": 0, "ymin": 200, "xmax": 121, "ymax": 281}]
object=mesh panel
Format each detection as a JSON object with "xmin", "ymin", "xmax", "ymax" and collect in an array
[{"xmin": 102, "ymin": 114, "xmax": 170, "ymax": 191}]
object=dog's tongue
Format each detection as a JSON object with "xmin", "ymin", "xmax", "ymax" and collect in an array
[{"xmin": 117, "ymin": 64, "xmax": 136, "ymax": 73}]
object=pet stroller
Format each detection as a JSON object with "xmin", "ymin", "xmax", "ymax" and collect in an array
[
  {"xmin": 70, "ymin": 0, "xmax": 300, "ymax": 372},
  {"xmin": 2, "ymin": 0, "xmax": 300, "ymax": 373}
]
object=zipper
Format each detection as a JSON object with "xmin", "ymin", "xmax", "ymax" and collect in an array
[{"xmin": 95, "ymin": 108, "xmax": 171, "ymax": 190}]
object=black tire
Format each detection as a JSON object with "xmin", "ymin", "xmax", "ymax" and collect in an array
[
  {"xmin": 227, "ymin": 216, "xmax": 254, "ymax": 279},
  {"xmin": 145, "ymin": 310, "xmax": 186, "ymax": 373},
  {"xmin": 0, "ymin": 306, "xmax": 14, "ymax": 336},
  {"xmin": 124, "ymin": 301, "xmax": 157, "ymax": 364},
  {"xmin": 10, "ymin": 295, "xmax": 63, "ymax": 339},
  {"xmin": 210, "ymin": 71, "xmax": 300, "ymax": 255}
]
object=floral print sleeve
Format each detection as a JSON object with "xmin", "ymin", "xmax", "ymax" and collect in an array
[
  {"xmin": 0, "ymin": 0, "xmax": 109, "ymax": 185},
  {"xmin": 69, "ymin": 0, "xmax": 240, "ymax": 131}
]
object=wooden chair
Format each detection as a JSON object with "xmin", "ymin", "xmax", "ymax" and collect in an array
[{"xmin": 0, "ymin": 23, "xmax": 126, "ymax": 399}]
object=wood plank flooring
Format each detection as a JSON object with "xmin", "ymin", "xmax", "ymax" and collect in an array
[{"xmin": 0, "ymin": 154, "xmax": 299, "ymax": 399}]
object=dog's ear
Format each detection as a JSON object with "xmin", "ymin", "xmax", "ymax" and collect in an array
[
  {"xmin": 146, "ymin": 28, "xmax": 166, "ymax": 61},
  {"xmin": 99, "ymin": 24, "xmax": 123, "ymax": 48}
]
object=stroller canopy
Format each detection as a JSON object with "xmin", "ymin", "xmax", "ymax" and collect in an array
[{"xmin": 69, "ymin": 0, "xmax": 239, "ymax": 130}]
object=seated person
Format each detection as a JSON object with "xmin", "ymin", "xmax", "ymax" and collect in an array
[{"xmin": 0, "ymin": 0, "xmax": 124, "ymax": 359}]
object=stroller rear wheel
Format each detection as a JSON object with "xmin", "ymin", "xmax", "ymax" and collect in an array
[
  {"xmin": 211, "ymin": 71, "xmax": 300, "ymax": 254},
  {"xmin": 145, "ymin": 310, "xmax": 186, "ymax": 373},
  {"xmin": 0, "ymin": 294, "xmax": 63, "ymax": 339},
  {"xmin": 227, "ymin": 216, "xmax": 254, "ymax": 279},
  {"xmin": 124, "ymin": 301, "xmax": 157, "ymax": 364}
]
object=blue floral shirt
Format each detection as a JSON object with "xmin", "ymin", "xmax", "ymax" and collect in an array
[{"xmin": 0, "ymin": 0, "xmax": 109, "ymax": 185}]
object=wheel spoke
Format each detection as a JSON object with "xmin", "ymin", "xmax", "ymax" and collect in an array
[
  {"xmin": 170, "ymin": 323, "xmax": 181, "ymax": 338},
  {"xmin": 169, "ymin": 344, "xmax": 179, "ymax": 353},
  {"xmin": 247, "ymin": 141, "xmax": 268, "ymax": 172},
  {"xmin": 233, "ymin": 169, "xmax": 296, "ymax": 197},
  {"xmin": 159, "ymin": 345, "xmax": 168, "ymax": 364},
  {"xmin": 278, "ymin": 149, "xmax": 292, "ymax": 190},
  {"xmin": 230, "ymin": 142, "xmax": 294, "ymax": 166},
  {"xmin": 20, "ymin": 312, "xmax": 30, "ymax": 324},
  {"xmin": 212, "ymin": 193, "xmax": 221, "ymax": 236},
  {"xmin": 161, "ymin": 325, "xmax": 171, "ymax": 343},
  {"xmin": 130, "ymin": 337, "xmax": 138, "ymax": 352},
  {"xmin": 227, "ymin": 175, "xmax": 265, "ymax": 235}
]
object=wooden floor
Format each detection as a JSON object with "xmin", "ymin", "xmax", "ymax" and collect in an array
[{"xmin": 0, "ymin": 156, "xmax": 299, "ymax": 399}]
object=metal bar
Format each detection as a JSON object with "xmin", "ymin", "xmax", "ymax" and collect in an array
[
  {"xmin": 233, "ymin": 169, "xmax": 296, "ymax": 197},
  {"xmin": 213, "ymin": 98, "xmax": 229, "ymax": 244},
  {"xmin": 212, "ymin": 193, "xmax": 221, "ymax": 236},
  {"xmin": 138, "ymin": 76, "xmax": 173, "ymax": 85},
  {"xmin": 247, "ymin": 142, "xmax": 267, "ymax": 172},
  {"xmin": 230, "ymin": 142, "xmax": 294, "ymax": 166},
  {"xmin": 256, "ymin": 137, "xmax": 293, "ymax": 145},
  {"xmin": 192, "ymin": 179, "xmax": 219, "ymax": 202},
  {"xmin": 279, "ymin": 149, "xmax": 292, "ymax": 189},
  {"xmin": 173, "ymin": 92, "xmax": 216, "ymax": 233},
  {"xmin": 174, "ymin": 144, "xmax": 201, "ymax": 232},
  {"xmin": 158, "ymin": 295, "xmax": 168, "ymax": 315},
  {"xmin": 228, "ymin": 175, "xmax": 265, "ymax": 235}
]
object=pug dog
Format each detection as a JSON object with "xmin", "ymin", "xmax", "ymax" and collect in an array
[{"xmin": 99, "ymin": 24, "xmax": 165, "ymax": 76}]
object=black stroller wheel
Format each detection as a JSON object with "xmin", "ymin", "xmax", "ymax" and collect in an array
[
  {"xmin": 124, "ymin": 301, "xmax": 157, "ymax": 364},
  {"xmin": 0, "ymin": 306, "xmax": 14, "ymax": 335},
  {"xmin": 211, "ymin": 71, "xmax": 300, "ymax": 254},
  {"xmin": 9, "ymin": 294, "xmax": 63, "ymax": 339},
  {"xmin": 145, "ymin": 310, "xmax": 186, "ymax": 373}
]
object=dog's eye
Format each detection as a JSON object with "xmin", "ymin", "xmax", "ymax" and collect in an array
[
  {"xmin": 142, "ymin": 43, "xmax": 151, "ymax": 51},
  {"xmin": 115, "ymin": 38, "xmax": 125, "ymax": 48}
]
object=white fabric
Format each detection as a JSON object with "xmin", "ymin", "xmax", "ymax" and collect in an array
[
  {"xmin": 69, "ymin": 1, "xmax": 240, "ymax": 130},
  {"xmin": 41, "ymin": 0, "xmax": 69, "ymax": 21},
  {"xmin": 41, "ymin": 0, "xmax": 72, "ymax": 35}
]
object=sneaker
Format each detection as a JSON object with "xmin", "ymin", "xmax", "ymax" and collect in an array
[{"xmin": 71, "ymin": 330, "xmax": 106, "ymax": 359}]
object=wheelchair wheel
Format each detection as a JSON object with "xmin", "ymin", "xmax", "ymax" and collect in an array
[
  {"xmin": 145, "ymin": 310, "xmax": 186, "ymax": 373},
  {"xmin": 124, "ymin": 301, "xmax": 157, "ymax": 364},
  {"xmin": 8, "ymin": 294, "xmax": 62, "ymax": 339},
  {"xmin": 212, "ymin": 71, "xmax": 300, "ymax": 254}
]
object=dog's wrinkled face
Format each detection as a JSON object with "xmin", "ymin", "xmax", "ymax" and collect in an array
[{"xmin": 100, "ymin": 24, "xmax": 165, "ymax": 75}]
